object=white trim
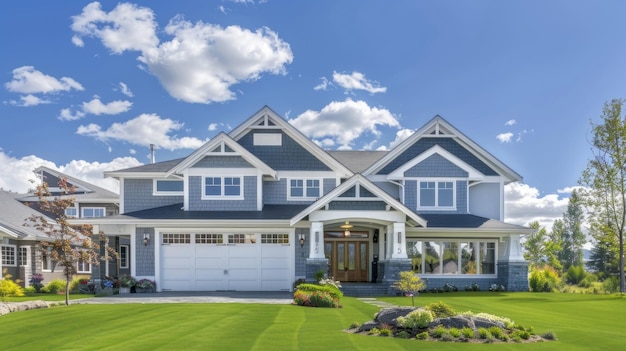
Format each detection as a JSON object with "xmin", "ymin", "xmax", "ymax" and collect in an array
[
  {"xmin": 201, "ymin": 176, "xmax": 244, "ymax": 200},
  {"xmin": 416, "ymin": 179, "xmax": 457, "ymax": 211},
  {"xmin": 119, "ymin": 244, "xmax": 129, "ymax": 269},
  {"xmin": 119, "ymin": 178, "xmax": 125, "ymax": 214},
  {"xmin": 405, "ymin": 238, "xmax": 498, "ymax": 276},
  {"xmin": 287, "ymin": 178, "xmax": 321, "ymax": 201},
  {"xmin": 1, "ymin": 244, "xmax": 17, "ymax": 267},
  {"xmin": 42, "ymin": 247, "xmax": 52, "ymax": 272},
  {"xmin": 388, "ymin": 145, "xmax": 483, "ymax": 181},
  {"xmin": 81, "ymin": 207, "xmax": 106, "ymax": 218},
  {"xmin": 65, "ymin": 206, "xmax": 78, "ymax": 218},
  {"xmin": 18, "ymin": 246, "xmax": 29, "ymax": 267},
  {"xmin": 153, "ymin": 179, "xmax": 184, "ymax": 196},
  {"xmin": 130, "ymin": 227, "xmax": 137, "ymax": 277}
]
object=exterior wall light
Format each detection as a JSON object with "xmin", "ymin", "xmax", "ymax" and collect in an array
[{"xmin": 143, "ymin": 233, "xmax": 150, "ymax": 246}]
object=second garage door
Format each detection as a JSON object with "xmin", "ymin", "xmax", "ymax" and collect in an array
[{"xmin": 159, "ymin": 233, "xmax": 292, "ymax": 291}]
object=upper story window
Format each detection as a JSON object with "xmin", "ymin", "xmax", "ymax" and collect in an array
[
  {"xmin": 153, "ymin": 179, "xmax": 184, "ymax": 196},
  {"xmin": 418, "ymin": 180, "xmax": 455, "ymax": 210},
  {"xmin": 202, "ymin": 176, "xmax": 243, "ymax": 200},
  {"xmin": 288, "ymin": 179, "xmax": 320, "ymax": 200},
  {"xmin": 81, "ymin": 207, "xmax": 106, "ymax": 218},
  {"xmin": 65, "ymin": 207, "xmax": 78, "ymax": 218}
]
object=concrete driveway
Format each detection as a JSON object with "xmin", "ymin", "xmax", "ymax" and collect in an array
[{"xmin": 72, "ymin": 291, "xmax": 294, "ymax": 305}]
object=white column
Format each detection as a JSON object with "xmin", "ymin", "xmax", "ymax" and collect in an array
[
  {"xmin": 390, "ymin": 222, "xmax": 407, "ymax": 259},
  {"xmin": 308, "ymin": 222, "xmax": 325, "ymax": 259},
  {"xmin": 503, "ymin": 234, "xmax": 525, "ymax": 262}
]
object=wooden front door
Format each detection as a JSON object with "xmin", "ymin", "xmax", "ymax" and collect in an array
[{"xmin": 325, "ymin": 241, "xmax": 368, "ymax": 282}]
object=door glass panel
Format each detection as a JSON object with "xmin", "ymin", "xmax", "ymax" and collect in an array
[
  {"xmin": 461, "ymin": 242, "xmax": 476, "ymax": 274},
  {"xmin": 348, "ymin": 243, "xmax": 356, "ymax": 269},
  {"xmin": 325, "ymin": 242, "xmax": 332, "ymax": 260},
  {"xmin": 337, "ymin": 243, "xmax": 345, "ymax": 270},
  {"xmin": 360, "ymin": 243, "xmax": 367, "ymax": 270},
  {"xmin": 424, "ymin": 241, "xmax": 441, "ymax": 274},
  {"xmin": 442, "ymin": 241, "xmax": 459, "ymax": 274}
]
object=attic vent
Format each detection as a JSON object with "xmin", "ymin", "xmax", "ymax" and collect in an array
[{"xmin": 253, "ymin": 133, "xmax": 282, "ymax": 146}]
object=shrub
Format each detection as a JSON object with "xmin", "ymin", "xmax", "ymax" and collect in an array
[
  {"xmin": 296, "ymin": 283, "xmax": 343, "ymax": 299},
  {"xmin": 119, "ymin": 274, "xmax": 136, "ymax": 288},
  {"xmin": 397, "ymin": 331, "xmax": 410, "ymax": 339},
  {"xmin": 393, "ymin": 271, "xmax": 426, "ymax": 305},
  {"xmin": 565, "ymin": 265, "xmax": 586, "ymax": 285},
  {"xmin": 578, "ymin": 273, "xmax": 598, "ymax": 288},
  {"xmin": 416, "ymin": 331, "xmax": 429, "ymax": 340},
  {"xmin": 379, "ymin": 327, "xmax": 393, "ymax": 337},
  {"xmin": 396, "ymin": 309, "xmax": 434, "ymax": 328},
  {"xmin": 477, "ymin": 328, "xmax": 492, "ymax": 340},
  {"xmin": 542, "ymin": 331, "xmax": 558, "ymax": 340},
  {"xmin": 313, "ymin": 270, "xmax": 326, "ymax": 282},
  {"xmin": 308, "ymin": 291, "xmax": 340, "ymax": 308},
  {"xmin": 368, "ymin": 327, "xmax": 380, "ymax": 335},
  {"xmin": 488, "ymin": 326, "xmax": 505, "ymax": 340},
  {"xmin": 136, "ymin": 279, "xmax": 155, "ymax": 289},
  {"xmin": 602, "ymin": 276, "xmax": 620, "ymax": 294},
  {"xmin": 292, "ymin": 278, "xmax": 306, "ymax": 290},
  {"xmin": 29, "ymin": 273, "xmax": 44, "ymax": 293},
  {"xmin": 41, "ymin": 279, "xmax": 66, "ymax": 294},
  {"xmin": 529, "ymin": 266, "xmax": 561, "ymax": 292},
  {"xmin": 461, "ymin": 328, "xmax": 475, "ymax": 338},
  {"xmin": 0, "ymin": 273, "xmax": 24, "ymax": 301},
  {"xmin": 430, "ymin": 325, "xmax": 447, "ymax": 339},
  {"xmin": 511, "ymin": 329, "xmax": 531, "ymax": 340},
  {"xmin": 349, "ymin": 321, "xmax": 361, "ymax": 329},
  {"xmin": 293, "ymin": 290, "xmax": 310, "ymax": 306},
  {"xmin": 448, "ymin": 328, "xmax": 462, "ymax": 338},
  {"xmin": 425, "ymin": 301, "xmax": 456, "ymax": 318}
]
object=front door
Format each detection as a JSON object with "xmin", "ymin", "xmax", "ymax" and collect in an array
[{"xmin": 325, "ymin": 240, "xmax": 368, "ymax": 282}]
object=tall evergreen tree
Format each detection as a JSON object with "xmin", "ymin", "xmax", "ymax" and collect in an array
[{"xmin": 560, "ymin": 190, "xmax": 586, "ymax": 269}]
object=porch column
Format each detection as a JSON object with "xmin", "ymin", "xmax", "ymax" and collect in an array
[
  {"xmin": 389, "ymin": 222, "xmax": 407, "ymax": 259},
  {"xmin": 502, "ymin": 234, "xmax": 525, "ymax": 262},
  {"xmin": 308, "ymin": 222, "xmax": 325, "ymax": 259}
]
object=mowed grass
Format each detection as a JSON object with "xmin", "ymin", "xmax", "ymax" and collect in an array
[{"xmin": 0, "ymin": 292, "xmax": 623, "ymax": 350}]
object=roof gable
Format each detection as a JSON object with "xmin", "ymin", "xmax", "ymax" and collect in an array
[
  {"xmin": 364, "ymin": 116, "xmax": 522, "ymax": 183},
  {"xmin": 388, "ymin": 145, "xmax": 482, "ymax": 180},
  {"xmin": 33, "ymin": 166, "xmax": 119, "ymax": 200}
]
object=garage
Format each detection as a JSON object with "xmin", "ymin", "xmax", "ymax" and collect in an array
[{"xmin": 158, "ymin": 233, "xmax": 292, "ymax": 291}]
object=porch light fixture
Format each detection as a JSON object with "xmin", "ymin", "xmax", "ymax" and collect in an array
[
  {"xmin": 143, "ymin": 233, "xmax": 150, "ymax": 246},
  {"xmin": 340, "ymin": 221, "xmax": 353, "ymax": 237},
  {"xmin": 298, "ymin": 234, "xmax": 306, "ymax": 247}
]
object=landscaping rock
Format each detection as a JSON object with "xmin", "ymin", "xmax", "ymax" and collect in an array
[
  {"xmin": 357, "ymin": 321, "xmax": 379, "ymax": 332},
  {"xmin": 0, "ymin": 300, "xmax": 49, "ymax": 316},
  {"xmin": 374, "ymin": 306, "xmax": 417, "ymax": 326},
  {"xmin": 473, "ymin": 316, "xmax": 505, "ymax": 329},
  {"xmin": 431, "ymin": 315, "xmax": 475, "ymax": 329}
]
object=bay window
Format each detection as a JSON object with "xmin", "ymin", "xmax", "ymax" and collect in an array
[{"xmin": 407, "ymin": 239, "xmax": 495, "ymax": 275}]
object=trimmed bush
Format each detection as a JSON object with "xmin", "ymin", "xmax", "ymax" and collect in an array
[
  {"xmin": 425, "ymin": 301, "xmax": 456, "ymax": 318},
  {"xmin": 529, "ymin": 266, "xmax": 561, "ymax": 292},
  {"xmin": 430, "ymin": 325, "xmax": 447, "ymax": 339},
  {"xmin": 296, "ymin": 283, "xmax": 343, "ymax": 299},
  {"xmin": 416, "ymin": 331, "xmax": 429, "ymax": 340},
  {"xmin": 396, "ymin": 309, "xmax": 434, "ymax": 328},
  {"xmin": 308, "ymin": 291, "xmax": 340, "ymax": 308},
  {"xmin": 0, "ymin": 274, "xmax": 24, "ymax": 300},
  {"xmin": 41, "ymin": 279, "xmax": 66, "ymax": 294}
]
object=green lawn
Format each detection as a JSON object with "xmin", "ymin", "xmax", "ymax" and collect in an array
[{"xmin": 0, "ymin": 292, "xmax": 624, "ymax": 350}]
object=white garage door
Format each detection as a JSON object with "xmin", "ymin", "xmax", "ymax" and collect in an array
[{"xmin": 160, "ymin": 233, "xmax": 292, "ymax": 291}]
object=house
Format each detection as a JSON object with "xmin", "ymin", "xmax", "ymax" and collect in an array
[
  {"xmin": 78, "ymin": 106, "xmax": 530, "ymax": 293},
  {"xmin": 0, "ymin": 167, "xmax": 124, "ymax": 287}
]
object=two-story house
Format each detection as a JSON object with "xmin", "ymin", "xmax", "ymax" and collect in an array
[{"xmin": 79, "ymin": 106, "xmax": 530, "ymax": 293}]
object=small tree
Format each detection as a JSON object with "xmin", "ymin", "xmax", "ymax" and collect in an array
[
  {"xmin": 24, "ymin": 178, "xmax": 115, "ymax": 305},
  {"xmin": 393, "ymin": 271, "xmax": 426, "ymax": 306}
]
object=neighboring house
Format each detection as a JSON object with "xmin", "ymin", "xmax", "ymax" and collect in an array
[
  {"xmin": 78, "ymin": 106, "xmax": 530, "ymax": 293},
  {"xmin": 0, "ymin": 167, "xmax": 125, "ymax": 286}
]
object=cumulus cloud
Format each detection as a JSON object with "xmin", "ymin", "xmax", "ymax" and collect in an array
[
  {"xmin": 82, "ymin": 98, "xmax": 132, "ymax": 115},
  {"xmin": 497, "ymin": 132, "xmax": 514, "ymax": 143},
  {"xmin": 71, "ymin": 2, "xmax": 293, "ymax": 104},
  {"xmin": 76, "ymin": 113, "xmax": 206, "ymax": 150},
  {"xmin": 0, "ymin": 151, "xmax": 141, "ymax": 193},
  {"xmin": 505, "ymin": 119, "xmax": 517, "ymax": 126},
  {"xmin": 313, "ymin": 77, "xmax": 331, "ymax": 91},
  {"xmin": 119, "ymin": 82, "xmax": 133, "ymax": 97},
  {"xmin": 5, "ymin": 66, "xmax": 83, "ymax": 94},
  {"xmin": 504, "ymin": 182, "xmax": 570, "ymax": 229},
  {"xmin": 289, "ymin": 99, "xmax": 400, "ymax": 149},
  {"xmin": 332, "ymin": 71, "xmax": 387, "ymax": 94},
  {"xmin": 7, "ymin": 94, "xmax": 52, "ymax": 107},
  {"xmin": 58, "ymin": 108, "xmax": 87, "ymax": 121}
]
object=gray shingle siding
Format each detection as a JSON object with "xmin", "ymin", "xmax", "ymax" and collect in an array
[
  {"xmin": 404, "ymin": 153, "xmax": 468, "ymax": 177},
  {"xmin": 262, "ymin": 178, "xmax": 335, "ymax": 205},
  {"xmin": 188, "ymin": 175, "xmax": 257, "ymax": 211},
  {"xmin": 378, "ymin": 138, "xmax": 498, "ymax": 176},
  {"xmin": 238, "ymin": 130, "xmax": 331, "ymax": 171},
  {"xmin": 191, "ymin": 156, "xmax": 253, "ymax": 168},
  {"xmin": 135, "ymin": 228, "xmax": 155, "ymax": 276},
  {"xmin": 405, "ymin": 180, "xmax": 468, "ymax": 214},
  {"xmin": 123, "ymin": 179, "xmax": 183, "ymax": 213}
]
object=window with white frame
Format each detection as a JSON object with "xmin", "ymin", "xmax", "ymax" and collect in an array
[
  {"xmin": 202, "ymin": 176, "xmax": 242, "ymax": 199},
  {"xmin": 418, "ymin": 180, "xmax": 455, "ymax": 209},
  {"xmin": 1, "ymin": 245, "xmax": 16, "ymax": 266},
  {"xmin": 119, "ymin": 245, "xmax": 129, "ymax": 269},
  {"xmin": 288, "ymin": 179, "xmax": 320, "ymax": 200},
  {"xmin": 42, "ymin": 247, "xmax": 53, "ymax": 271},
  {"xmin": 406, "ymin": 240, "xmax": 496, "ymax": 275},
  {"xmin": 81, "ymin": 207, "xmax": 106, "ymax": 218},
  {"xmin": 18, "ymin": 247, "xmax": 28, "ymax": 266},
  {"xmin": 65, "ymin": 207, "xmax": 78, "ymax": 218},
  {"xmin": 153, "ymin": 179, "xmax": 184, "ymax": 195},
  {"xmin": 77, "ymin": 256, "xmax": 91, "ymax": 273}
]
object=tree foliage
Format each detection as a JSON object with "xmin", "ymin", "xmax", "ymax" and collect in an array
[
  {"xmin": 393, "ymin": 271, "xmax": 426, "ymax": 306},
  {"xmin": 24, "ymin": 178, "xmax": 115, "ymax": 305},
  {"xmin": 580, "ymin": 99, "xmax": 626, "ymax": 293},
  {"xmin": 560, "ymin": 190, "xmax": 587, "ymax": 269},
  {"xmin": 523, "ymin": 221, "xmax": 561, "ymax": 270}
]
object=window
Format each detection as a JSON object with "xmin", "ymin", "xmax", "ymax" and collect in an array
[
  {"xmin": 418, "ymin": 181, "xmax": 455, "ymax": 209},
  {"xmin": 1, "ymin": 245, "xmax": 16, "ymax": 266},
  {"xmin": 42, "ymin": 248, "xmax": 53, "ymax": 271},
  {"xmin": 203, "ymin": 176, "xmax": 242, "ymax": 199},
  {"xmin": 407, "ymin": 240, "xmax": 495, "ymax": 275},
  {"xmin": 77, "ymin": 256, "xmax": 91, "ymax": 273},
  {"xmin": 288, "ymin": 179, "xmax": 320, "ymax": 200},
  {"xmin": 65, "ymin": 207, "xmax": 78, "ymax": 218},
  {"xmin": 119, "ymin": 245, "xmax": 129, "ymax": 269},
  {"xmin": 261, "ymin": 234, "xmax": 289, "ymax": 244},
  {"xmin": 196, "ymin": 234, "xmax": 223, "ymax": 244},
  {"xmin": 154, "ymin": 180, "xmax": 184, "ymax": 195},
  {"xmin": 228, "ymin": 234, "xmax": 256, "ymax": 244},
  {"xmin": 81, "ymin": 207, "xmax": 106, "ymax": 218},
  {"xmin": 18, "ymin": 247, "xmax": 28, "ymax": 266},
  {"xmin": 162, "ymin": 233, "xmax": 191, "ymax": 244}
]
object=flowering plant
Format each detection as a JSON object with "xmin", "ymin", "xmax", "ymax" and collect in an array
[
  {"xmin": 119, "ymin": 274, "xmax": 136, "ymax": 288},
  {"xmin": 136, "ymin": 279, "xmax": 154, "ymax": 289},
  {"xmin": 30, "ymin": 273, "xmax": 44, "ymax": 284},
  {"xmin": 103, "ymin": 280, "xmax": 114, "ymax": 289}
]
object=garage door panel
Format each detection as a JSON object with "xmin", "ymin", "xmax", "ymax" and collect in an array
[
  {"xmin": 228, "ymin": 257, "xmax": 257, "ymax": 269},
  {"xmin": 261, "ymin": 257, "xmax": 288, "ymax": 268}
]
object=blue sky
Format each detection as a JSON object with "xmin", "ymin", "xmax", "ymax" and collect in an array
[{"xmin": 1, "ymin": 1, "xmax": 625, "ymax": 229}]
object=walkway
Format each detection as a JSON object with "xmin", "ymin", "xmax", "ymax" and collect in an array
[
  {"xmin": 72, "ymin": 291, "xmax": 294, "ymax": 305},
  {"xmin": 356, "ymin": 297, "xmax": 396, "ymax": 308}
]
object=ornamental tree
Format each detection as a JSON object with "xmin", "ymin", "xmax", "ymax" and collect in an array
[
  {"xmin": 24, "ymin": 178, "xmax": 116, "ymax": 305},
  {"xmin": 393, "ymin": 271, "xmax": 426, "ymax": 306}
]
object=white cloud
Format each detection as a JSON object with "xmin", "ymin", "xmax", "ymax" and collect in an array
[
  {"xmin": 332, "ymin": 71, "xmax": 387, "ymax": 94},
  {"xmin": 82, "ymin": 98, "xmax": 132, "ymax": 115},
  {"xmin": 8, "ymin": 94, "xmax": 51, "ymax": 107},
  {"xmin": 504, "ymin": 182, "xmax": 570, "ymax": 229},
  {"xmin": 505, "ymin": 119, "xmax": 517, "ymax": 126},
  {"xmin": 289, "ymin": 99, "xmax": 400, "ymax": 149},
  {"xmin": 119, "ymin": 82, "xmax": 133, "ymax": 97},
  {"xmin": 129, "ymin": 149, "xmax": 136, "ymax": 155},
  {"xmin": 58, "ymin": 108, "xmax": 86, "ymax": 121},
  {"xmin": 71, "ymin": 2, "xmax": 159, "ymax": 54},
  {"xmin": 76, "ymin": 113, "xmax": 206, "ymax": 150},
  {"xmin": 71, "ymin": 3, "xmax": 293, "ymax": 104},
  {"xmin": 208, "ymin": 123, "xmax": 218, "ymax": 131},
  {"xmin": 497, "ymin": 132, "xmax": 514, "ymax": 143},
  {"xmin": 0, "ymin": 151, "xmax": 141, "ymax": 193},
  {"xmin": 4, "ymin": 66, "xmax": 84, "ymax": 94},
  {"xmin": 218, "ymin": 5, "xmax": 228, "ymax": 14},
  {"xmin": 314, "ymin": 77, "xmax": 331, "ymax": 91}
]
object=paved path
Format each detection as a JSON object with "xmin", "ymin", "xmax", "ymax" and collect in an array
[
  {"xmin": 356, "ymin": 297, "xmax": 395, "ymax": 308},
  {"xmin": 71, "ymin": 291, "xmax": 294, "ymax": 305}
]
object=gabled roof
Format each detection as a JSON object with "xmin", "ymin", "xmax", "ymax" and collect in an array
[
  {"xmin": 290, "ymin": 174, "xmax": 427, "ymax": 227},
  {"xmin": 28, "ymin": 166, "xmax": 119, "ymax": 202},
  {"xmin": 0, "ymin": 190, "xmax": 53, "ymax": 240},
  {"xmin": 229, "ymin": 106, "xmax": 353, "ymax": 178},
  {"xmin": 165, "ymin": 132, "xmax": 277, "ymax": 178},
  {"xmin": 327, "ymin": 150, "xmax": 388, "ymax": 173},
  {"xmin": 364, "ymin": 116, "xmax": 523, "ymax": 183}
]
